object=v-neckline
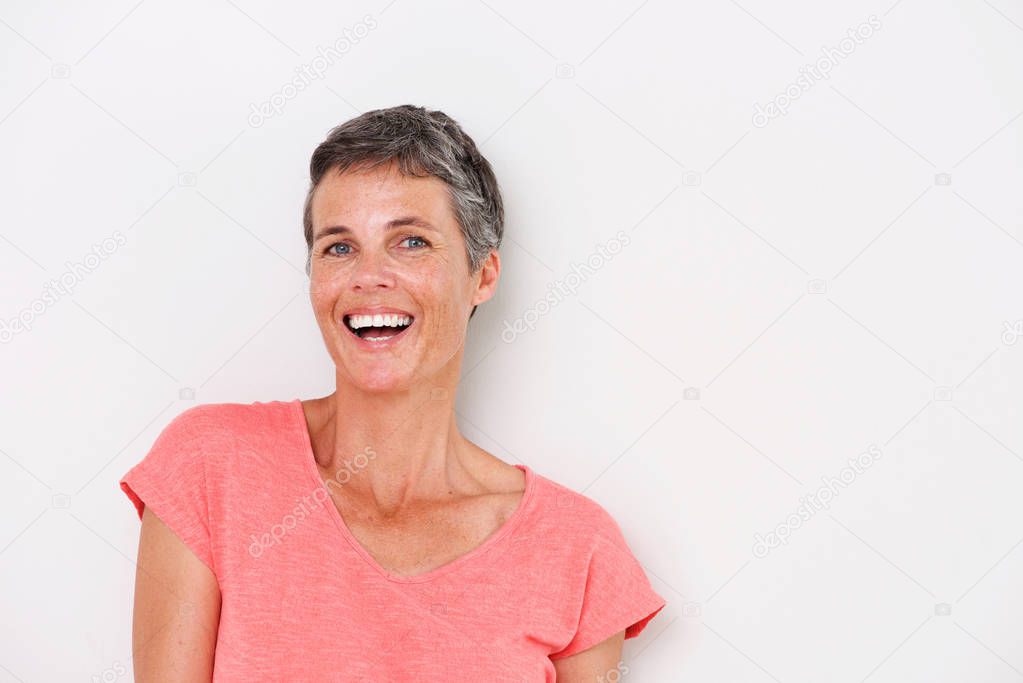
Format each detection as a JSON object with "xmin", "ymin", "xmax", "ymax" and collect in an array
[{"xmin": 286, "ymin": 398, "xmax": 536, "ymax": 584}]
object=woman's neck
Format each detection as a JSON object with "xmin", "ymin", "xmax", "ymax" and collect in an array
[{"xmin": 305, "ymin": 384, "xmax": 479, "ymax": 513}]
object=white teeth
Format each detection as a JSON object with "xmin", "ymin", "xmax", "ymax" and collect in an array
[{"xmin": 346, "ymin": 313, "xmax": 413, "ymax": 330}]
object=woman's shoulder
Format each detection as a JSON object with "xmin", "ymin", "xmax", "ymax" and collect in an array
[
  {"xmin": 149, "ymin": 399, "xmax": 291, "ymax": 460},
  {"xmin": 527, "ymin": 468, "xmax": 633, "ymax": 549},
  {"xmin": 124, "ymin": 400, "xmax": 297, "ymax": 496},
  {"xmin": 156, "ymin": 400, "xmax": 256, "ymax": 437},
  {"xmin": 163, "ymin": 398, "xmax": 287, "ymax": 429}
]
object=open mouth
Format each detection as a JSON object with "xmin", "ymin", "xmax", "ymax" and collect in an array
[{"xmin": 343, "ymin": 313, "xmax": 414, "ymax": 342}]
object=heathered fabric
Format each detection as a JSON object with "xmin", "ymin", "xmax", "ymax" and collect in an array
[{"xmin": 119, "ymin": 399, "xmax": 666, "ymax": 681}]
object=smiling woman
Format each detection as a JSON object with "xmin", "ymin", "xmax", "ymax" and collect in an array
[{"xmin": 119, "ymin": 104, "xmax": 665, "ymax": 682}]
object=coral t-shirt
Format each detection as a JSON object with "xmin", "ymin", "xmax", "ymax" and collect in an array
[{"xmin": 119, "ymin": 399, "xmax": 666, "ymax": 681}]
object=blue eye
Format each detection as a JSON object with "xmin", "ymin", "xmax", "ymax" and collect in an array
[
  {"xmin": 324, "ymin": 235, "xmax": 429, "ymax": 257},
  {"xmin": 401, "ymin": 235, "xmax": 430, "ymax": 249}
]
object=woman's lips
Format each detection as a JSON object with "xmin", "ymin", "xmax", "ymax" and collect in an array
[{"xmin": 342, "ymin": 315, "xmax": 414, "ymax": 348}]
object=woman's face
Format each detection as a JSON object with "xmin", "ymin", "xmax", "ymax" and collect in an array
[{"xmin": 308, "ymin": 161, "xmax": 498, "ymax": 392}]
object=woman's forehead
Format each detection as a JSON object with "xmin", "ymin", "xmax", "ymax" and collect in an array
[{"xmin": 311, "ymin": 168, "xmax": 455, "ymax": 236}]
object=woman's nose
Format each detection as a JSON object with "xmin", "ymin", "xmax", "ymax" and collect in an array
[{"xmin": 349, "ymin": 248, "xmax": 396, "ymax": 291}]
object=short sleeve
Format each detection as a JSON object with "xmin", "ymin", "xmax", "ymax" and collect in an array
[
  {"xmin": 550, "ymin": 515, "xmax": 667, "ymax": 660},
  {"xmin": 119, "ymin": 405, "xmax": 216, "ymax": 574}
]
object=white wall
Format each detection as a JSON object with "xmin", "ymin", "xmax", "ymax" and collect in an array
[{"xmin": 1, "ymin": 0, "xmax": 1021, "ymax": 680}]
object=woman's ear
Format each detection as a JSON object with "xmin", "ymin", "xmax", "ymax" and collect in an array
[{"xmin": 471, "ymin": 249, "xmax": 500, "ymax": 308}]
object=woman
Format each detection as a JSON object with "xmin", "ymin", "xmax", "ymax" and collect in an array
[{"xmin": 120, "ymin": 104, "xmax": 666, "ymax": 681}]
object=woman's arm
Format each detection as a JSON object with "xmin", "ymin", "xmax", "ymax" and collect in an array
[
  {"xmin": 131, "ymin": 506, "xmax": 221, "ymax": 681},
  {"xmin": 552, "ymin": 630, "xmax": 626, "ymax": 682}
]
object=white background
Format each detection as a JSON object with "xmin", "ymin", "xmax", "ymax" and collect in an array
[{"xmin": 1, "ymin": 0, "xmax": 1022, "ymax": 681}]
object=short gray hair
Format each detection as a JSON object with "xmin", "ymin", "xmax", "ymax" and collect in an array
[{"xmin": 302, "ymin": 105, "xmax": 504, "ymax": 320}]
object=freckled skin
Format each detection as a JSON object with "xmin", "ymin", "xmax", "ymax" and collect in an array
[{"xmin": 308, "ymin": 161, "xmax": 487, "ymax": 394}]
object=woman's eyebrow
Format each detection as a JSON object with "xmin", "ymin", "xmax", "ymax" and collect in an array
[{"xmin": 314, "ymin": 216, "xmax": 438, "ymax": 242}]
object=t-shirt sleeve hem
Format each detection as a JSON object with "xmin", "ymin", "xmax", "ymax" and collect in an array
[
  {"xmin": 548, "ymin": 595, "xmax": 667, "ymax": 661},
  {"xmin": 120, "ymin": 471, "xmax": 217, "ymax": 577}
]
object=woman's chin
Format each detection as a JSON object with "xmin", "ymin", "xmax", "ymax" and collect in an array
[{"xmin": 343, "ymin": 365, "xmax": 416, "ymax": 393}]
